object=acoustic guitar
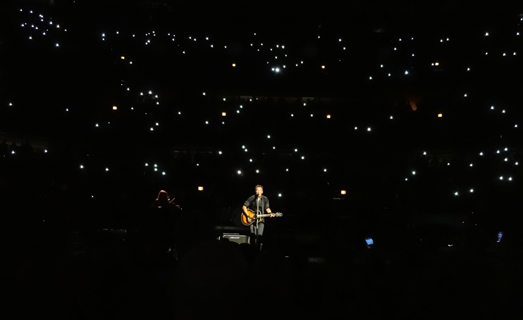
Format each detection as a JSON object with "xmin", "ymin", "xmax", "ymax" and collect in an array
[{"xmin": 241, "ymin": 208, "xmax": 283, "ymax": 226}]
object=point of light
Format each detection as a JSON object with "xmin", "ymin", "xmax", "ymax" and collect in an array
[
  {"xmin": 341, "ymin": 190, "xmax": 347, "ymax": 195},
  {"xmin": 198, "ymin": 186, "xmax": 203, "ymax": 191},
  {"xmin": 80, "ymin": 165, "xmax": 84, "ymax": 169},
  {"xmin": 237, "ymin": 170, "xmax": 242, "ymax": 175},
  {"xmin": 470, "ymin": 189, "xmax": 474, "ymax": 193}
]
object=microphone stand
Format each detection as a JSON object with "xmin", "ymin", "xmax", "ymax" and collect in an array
[{"xmin": 255, "ymin": 193, "xmax": 260, "ymax": 248}]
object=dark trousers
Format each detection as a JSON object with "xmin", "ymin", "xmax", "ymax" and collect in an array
[{"xmin": 250, "ymin": 222, "xmax": 264, "ymax": 249}]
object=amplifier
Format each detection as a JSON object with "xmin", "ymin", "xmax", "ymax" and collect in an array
[{"xmin": 222, "ymin": 233, "xmax": 250, "ymax": 244}]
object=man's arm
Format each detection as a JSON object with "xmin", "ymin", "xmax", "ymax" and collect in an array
[{"xmin": 265, "ymin": 198, "xmax": 274, "ymax": 217}]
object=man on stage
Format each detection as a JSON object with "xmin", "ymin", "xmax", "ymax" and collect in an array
[{"xmin": 242, "ymin": 184, "xmax": 275, "ymax": 250}]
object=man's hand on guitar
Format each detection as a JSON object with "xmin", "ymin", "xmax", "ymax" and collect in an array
[{"xmin": 270, "ymin": 213, "xmax": 275, "ymax": 218}]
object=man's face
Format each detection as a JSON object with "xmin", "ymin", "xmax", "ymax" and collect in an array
[{"xmin": 256, "ymin": 187, "xmax": 263, "ymax": 195}]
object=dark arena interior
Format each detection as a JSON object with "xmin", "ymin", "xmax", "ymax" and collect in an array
[{"xmin": 2, "ymin": 0, "xmax": 523, "ymax": 319}]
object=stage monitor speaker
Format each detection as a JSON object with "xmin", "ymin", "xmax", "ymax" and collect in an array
[{"xmin": 222, "ymin": 233, "xmax": 250, "ymax": 244}]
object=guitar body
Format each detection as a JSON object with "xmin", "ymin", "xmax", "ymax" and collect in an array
[
  {"xmin": 241, "ymin": 208, "xmax": 261, "ymax": 226},
  {"xmin": 241, "ymin": 209, "xmax": 283, "ymax": 226}
]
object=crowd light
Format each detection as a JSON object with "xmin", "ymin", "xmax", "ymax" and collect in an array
[
  {"xmin": 112, "ymin": 106, "xmax": 117, "ymax": 110},
  {"xmin": 341, "ymin": 190, "xmax": 346, "ymax": 195},
  {"xmin": 198, "ymin": 186, "xmax": 204, "ymax": 191}
]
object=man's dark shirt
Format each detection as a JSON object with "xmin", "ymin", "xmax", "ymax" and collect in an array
[{"xmin": 244, "ymin": 195, "xmax": 270, "ymax": 222}]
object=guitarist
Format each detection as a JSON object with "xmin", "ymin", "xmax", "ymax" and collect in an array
[{"xmin": 242, "ymin": 184, "xmax": 275, "ymax": 250}]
